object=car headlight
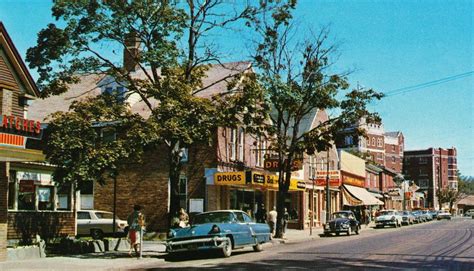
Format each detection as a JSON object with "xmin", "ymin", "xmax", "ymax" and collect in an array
[
  {"xmin": 342, "ymin": 222, "xmax": 349, "ymax": 228},
  {"xmin": 209, "ymin": 224, "xmax": 220, "ymax": 234}
]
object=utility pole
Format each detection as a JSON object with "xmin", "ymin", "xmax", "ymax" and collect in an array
[
  {"xmin": 325, "ymin": 148, "xmax": 330, "ymax": 223},
  {"xmin": 310, "ymin": 161, "xmax": 314, "ymax": 236}
]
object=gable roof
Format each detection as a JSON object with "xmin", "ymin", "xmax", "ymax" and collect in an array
[
  {"xmin": 29, "ymin": 61, "xmax": 251, "ymax": 121},
  {"xmin": 0, "ymin": 22, "xmax": 40, "ymax": 97}
]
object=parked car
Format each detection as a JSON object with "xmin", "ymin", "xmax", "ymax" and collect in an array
[
  {"xmin": 437, "ymin": 211, "xmax": 452, "ymax": 220},
  {"xmin": 400, "ymin": 211, "xmax": 415, "ymax": 225},
  {"xmin": 412, "ymin": 210, "xmax": 427, "ymax": 222},
  {"xmin": 375, "ymin": 210, "xmax": 402, "ymax": 228},
  {"xmin": 323, "ymin": 211, "xmax": 360, "ymax": 236},
  {"xmin": 166, "ymin": 210, "xmax": 271, "ymax": 257},
  {"xmin": 422, "ymin": 210, "xmax": 433, "ymax": 221},
  {"xmin": 464, "ymin": 209, "xmax": 474, "ymax": 218},
  {"xmin": 428, "ymin": 210, "xmax": 439, "ymax": 219},
  {"xmin": 77, "ymin": 210, "xmax": 128, "ymax": 240}
]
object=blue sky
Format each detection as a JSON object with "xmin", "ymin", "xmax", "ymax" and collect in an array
[{"xmin": 1, "ymin": 0, "xmax": 473, "ymax": 175}]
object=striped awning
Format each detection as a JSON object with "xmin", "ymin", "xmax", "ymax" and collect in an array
[{"xmin": 342, "ymin": 185, "xmax": 384, "ymax": 206}]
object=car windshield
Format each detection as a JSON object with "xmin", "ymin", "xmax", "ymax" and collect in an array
[
  {"xmin": 95, "ymin": 212, "xmax": 120, "ymax": 220},
  {"xmin": 193, "ymin": 212, "xmax": 234, "ymax": 224},
  {"xmin": 402, "ymin": 211, "xmax": 410, "ymax": 215},
  {"xmin": 332, "ymin": 212, "xmax": 350, "ymax": 219},
  {"xmin": 379, "ymin": 211, "xmax": 395, "ymax": 216}
]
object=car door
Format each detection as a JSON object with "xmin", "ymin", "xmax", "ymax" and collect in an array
[
  {"xmin": 233, "ymin": 211, "xmax": 254, "ymax": 246},
  {"xmin": 77, "ymin": 211, "xmax": 92, "ymax": 235}
]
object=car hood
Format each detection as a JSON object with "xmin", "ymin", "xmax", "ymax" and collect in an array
[
  {"xmin": 170, "ymin": 223, "xmax": 220, "ymax": 239},
  {"xmin": 328, "ymin": 218, "xmax": 350, "ymax": 225}
]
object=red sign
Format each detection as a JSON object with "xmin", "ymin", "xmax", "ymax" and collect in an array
[
  {"xmin": 19, "ymin": 180, "xmax": 35, "ymax": 193},
  {"xmin": 315, "ymin": 178, "xmax": 341, "ymax": 187},
  {"xmin": 1, "ymin": 115, "xmax": 41, "ymax": 135},
  {"xmin": 264, "ymin": 158, "xmax": 303, "ymax": 172}
]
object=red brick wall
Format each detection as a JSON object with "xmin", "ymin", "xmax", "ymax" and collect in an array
[{"xmin": 7, "ymin": 212, "xmax": 75, "ymax": 240}]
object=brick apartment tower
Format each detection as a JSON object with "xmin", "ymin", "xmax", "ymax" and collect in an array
[
  {"xmin": 384, "ymin": 132, "xmax": 404, "ymax": 174},
  {"xmin": 403, "ymin": 147, "xmax": 458, "ymax": 209}
]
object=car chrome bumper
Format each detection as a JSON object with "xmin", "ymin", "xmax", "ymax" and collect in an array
[
  {"xmin": 376, "ymin": 221, "xmax": 396, "ymax": 225},
  {"xmin": 166, "ymin": 236, "xmax": 228, "ymax": 253}
]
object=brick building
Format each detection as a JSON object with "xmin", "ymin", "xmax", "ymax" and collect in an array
[
  {"xmin": 384, "ymin": 131, "xmax": 404, "ymax": 174},
  {"xmin": 0, "ymin": 22, "xmax": 76, "ymax": 261},
  {"xmin": 403, "ymin": 147, "xmax": 458, "ymax": 209}
]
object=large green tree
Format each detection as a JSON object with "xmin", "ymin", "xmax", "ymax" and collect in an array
[
  {"xmin": 249, "ymin": 3, "xmax": 382, "ymax": 237},
  {"xmin": 27, "ymin": 1, "xmax": 272, "ymax": 225}
]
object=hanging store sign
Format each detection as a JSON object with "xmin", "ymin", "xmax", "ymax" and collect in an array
[
  {"xmin": 264, "ymin": 158, "xmax": 303, "ymax": 172},
  {"xmin": 289, "ymin": 179, "xmax": 306, "ymax": 191},
  {"xmin": 214, "ymin": 171, "xmax": 246, "ymax": 186},
  {"xmin": 315, "ymin": 170, "xmax": 341, "ymax": 186}
]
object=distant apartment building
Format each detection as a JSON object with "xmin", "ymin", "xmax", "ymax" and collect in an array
[
  {"xmin": 336, "ymin": 118, "xmax": 404, "ymax": 173},
  {"xmin": 403, "ymin": 147, "xmax": 458, "ymax": 209},
  {"xmin": 384, "ymin": 132, "xmax": 404, "ymax": 174}
]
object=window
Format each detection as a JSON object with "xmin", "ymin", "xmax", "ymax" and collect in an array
[
  {"xmin": 392, "ymin": 157, "xmax": 396, "ymax": 163},
  {"xmin": 419, "ymin": 179, "xmax": 429, "ymax": 188},
  {"xmin": 77, "ymin": 211, "xmax": 91, "ymax": 220},
  {"xmin": 178, "ymin": 176, "xmax": 187, "ymax": 209},
  {"xmin": 101, "ymin": 127, "xmax": 116, "ymax": 143},
  {"xmin": 9, "ymin": 170, "xmax": 72, "ymax": 211},
  {"xmin": 377, "ymin": 138, "xmax": 382, "ymax": 147},
  {"xmin": 371, "ymin": 137, "xmax": 376, "ymax": 146},
  {"xmin": 392, "ymin": 145, "xmax": 395, "ymax": 152},
  {"xmin": 238, "ymin": 128, "xmax": 244, "ymax": 161},
  {"xmin": 419, "ymin": 157, "xmax": 427, "ymax": 164},
  {"xmin": 229, "ymin": 128, "xmax": 237, "ymax": 160},
  {"xmin": 256, "ymin": 137, "xmax": 267, "ymax": 167},
  {"xmin": 419, "ymin": 169, "xmax": 428, "ymax": 176},
  {"xmin": 309, "ymin": 156, "xmax": 316, "ymax": 179},
  {"xmin": 405, "ymin": 158, "xmax": 410, "ymax": 165}
]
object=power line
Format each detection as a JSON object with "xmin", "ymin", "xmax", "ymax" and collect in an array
[{"xmin": 383, "ymin": 71, "xmax": 474, "ymax": 97}]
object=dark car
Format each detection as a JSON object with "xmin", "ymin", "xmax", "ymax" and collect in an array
[
  {"xmin": 412, "ymin": 210, "xmax": 426, "ymax": 223},
  {"xmin": 166, "ymin": 210, "xmax": 271, "ymax": 257},
  {"xmin": 323, "ymin": 211, "xmax": 360, "ymax": 236}
]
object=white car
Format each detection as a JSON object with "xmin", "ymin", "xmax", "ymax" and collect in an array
[
  {"xmin": 437, "ymin": 211, "xmax": 452, "ymax": 220},
  {"xmin": 77, "ymin": 210, "xmax": 128, "ymax": 240},
  {"xmin": 464, "ymin": 209, "xmax": 474, "ymax": 218},
  {"xmin": 375, "ymin": 210, "xmax": 403, "ymax": 228}
]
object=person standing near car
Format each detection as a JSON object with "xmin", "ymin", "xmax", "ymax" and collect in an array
[
  {"xmin": 268, "ymin": 206, "xmax": 277, "ymax": 238},
  {"xmin": 127, "ymin": 204, "xmax": 145, "ymax": 257},
  {"xmin": 178, "ymin": 208, "xmax": 189, "ymax": 228}
]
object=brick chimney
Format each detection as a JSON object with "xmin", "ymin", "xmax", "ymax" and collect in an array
[{"xmin": 123, "ymin": 32, "xmax": 140, "ymax": 72}]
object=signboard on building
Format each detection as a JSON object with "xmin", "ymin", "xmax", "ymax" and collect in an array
[
  {"xmin": 248, "ymin": 171, "xmax": 265, "ymax": 185},
  {"xmin": 214, "ymin": 171, "xmax": 246, "ymax": 186},
  {"xmin": 341, "ymin": 174, "xmax": 365, "ymax": 187},
  {"xmin": 315, "ymin": 170, "xmax": 341, "ymax": 186},
  {"xmin": 289, "ymin": 179, "xmax": 306, "ymax": 191},
  {"xmin": 264, "ymin": 158, "xmax": 303, "ymax": 172},
  {"xmin": 265, "ymin": 174, "xmax": 279, "ymax": 190}
]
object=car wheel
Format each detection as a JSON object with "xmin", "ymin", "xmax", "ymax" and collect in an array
[
  {"xmin": 221, "ymin": 237, "xmax": 232, "ymax": 257},
  {"xmin": 347, "ymin": 227, "xmax": 352, "ymax": 236},
  {"xmin": 335, "ymin": 232, "xmax": 340, "ymax": 236},
  {"xmin": 91, "ymin": 229, "xmax": 104, "ymax": 240},
  {"xmin": 253, "ymin": 241, "xmax": 263, "ymax": 252}
]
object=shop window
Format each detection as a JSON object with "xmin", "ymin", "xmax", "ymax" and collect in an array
[
  {"xmin": 9, "ymin": 170, "xmax": 70, "ymax": 211},
  {"xmin": 178, "ymin": 176, "xmax": 187, "ymax": 209},
  {"xmin": 38, "ymin": 186, "xmax": 54, "ymax": 211},
  {"xmin": 57, "ymin": 184, "xmax": 71, "ymax": 210}
]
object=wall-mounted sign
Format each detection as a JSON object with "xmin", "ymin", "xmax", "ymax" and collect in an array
[
  {"xmin": 265, "ymin": 174, "xmax": 279, "ymax": 190},
  {"xmin": 289, "ymin": 179, "xmax": 306, "ymax": 191},
  {"xmin": 0, "ymin": 115, "xmax": 42, "ymax": 139},
  {"xmin": 315, "ymin": 170, "xmax": 341, "ymax": 186},
  {"xmin": 214, "ymin": 171, "xmax": 246, "ymax": 186},
  {"xmin": 341, "ymin": 174, "xmax": 365, "ymax": 187},
  {"xmin": 248, "ymin": 171, "xmax": 265, "ymax": 185},
  {"xmin": 264, "ymin": 158, "xmax": 303, "ymax": 172}
]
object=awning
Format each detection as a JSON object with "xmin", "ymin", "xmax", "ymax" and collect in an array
[
  {"xmin": 369, "ymin": 192, "xmax": 384, "ymax": 199},
  {"xmin": 342, "ymin": 184, "xmax": 384, "ymax": 206}
]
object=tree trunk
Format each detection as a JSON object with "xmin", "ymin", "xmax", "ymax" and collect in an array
[{"xmin": 168, "ymin": 141, "xmax": 183, "ymax": 228}]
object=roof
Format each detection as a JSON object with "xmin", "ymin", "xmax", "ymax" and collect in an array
[
  {"xmin": 457, "ymin": 195, "xmax": 474, "ymax": 206},
  {"xmin": 384, "ymin": 131, "xmax": 402, "ymax": 138},
  {"xmin": 0, "ymin": 22, "xmax": 40, "ymax": 97},
  {"xmin": 29, "ymin": 61, "xmax": 251, "ymax": 122}
]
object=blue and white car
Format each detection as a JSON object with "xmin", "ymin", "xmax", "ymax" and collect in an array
[
  {"xmin": 166, "ymin": 210, "xmax": 271, "ymax": 257},
  {"xmin": 375, "ymin": 210, "xmax": 403, "ymax": 228}
]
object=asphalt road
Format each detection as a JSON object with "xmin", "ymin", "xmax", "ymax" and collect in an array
[{"xmin": 146, "ymin": 217, "xmax": 474, "ymax": 270}]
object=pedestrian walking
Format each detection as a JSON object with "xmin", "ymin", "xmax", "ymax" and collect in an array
[
  {"xmin": 268, "ymin": 206, "xmax": 277, "ymax": 238},
  {"xmin": 364, "ymin": 208, "xmax": 371, "ymax": 227},
  {"xmin": 283, "ymin": 208, "xmax": 289, "ymax": 235},
  {"xmin": 256, "ymin": 203, "xmax": 267, "ymax": 223},
  {"xmin": 127, "ymin": 204, "xmax": 145, "ymax": 257}
]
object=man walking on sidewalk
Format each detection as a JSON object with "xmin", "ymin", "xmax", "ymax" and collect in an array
[{"xmin": 268, "ymin": 206, "xmax": 277, "ymax": 239}]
